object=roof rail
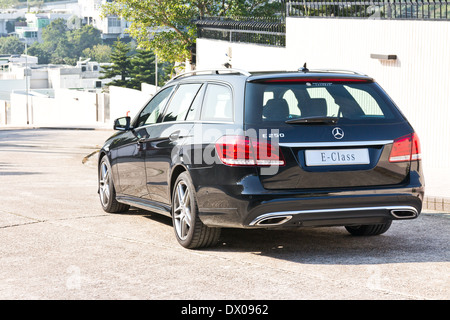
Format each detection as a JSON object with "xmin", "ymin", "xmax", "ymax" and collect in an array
[
  {"xmin": 309, "ymin": 69, "xmax": 367, "ymax": 76},
  {"xmin": 168, "ymin": 68, "xmax": 251, "ymax": 82}
]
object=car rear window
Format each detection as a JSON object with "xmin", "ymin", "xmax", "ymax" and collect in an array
[{"xmin": 244, "ymin": 81, "xmax": 404, "ymax": 125}]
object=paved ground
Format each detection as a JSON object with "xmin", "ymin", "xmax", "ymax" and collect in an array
[{"xmin": 0, "ymin": 128, "xmax": 448, "ymax": 301}]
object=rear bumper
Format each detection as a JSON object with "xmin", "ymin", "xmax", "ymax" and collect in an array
[
  {"xmin": 247, "ymin": 204, "xmax": 419, "ymax": 228},
  {"xmin": 191, "ymin": 170, "xmax": 424, "ymax": 229}
]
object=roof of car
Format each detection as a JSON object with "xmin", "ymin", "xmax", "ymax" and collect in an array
[
  {"xmin": 167, "ymin": 68, "xmax": 373, "ymax": 84},
  {"xmin": 247, "ymin": 70, "xmax": 373, "ymax": 82}
]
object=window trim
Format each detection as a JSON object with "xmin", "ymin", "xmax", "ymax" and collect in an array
[{"xmin": 184, "ymin": 83, "xmax": 206, "ymax": 121}]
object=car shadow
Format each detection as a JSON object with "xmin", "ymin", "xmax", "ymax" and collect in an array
[
  {"xmin": 211, "ymin": 215, "xmax": 449, "ymax": 265},
  {"xmin": 122, "ymin": 208, "xmax": 449, "ymax": 265},
  {"xmin": 126, "ymin": 207, "xmax": 173, "ymax": 227}
]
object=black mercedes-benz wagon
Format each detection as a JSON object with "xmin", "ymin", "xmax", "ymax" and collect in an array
[{"xmin": 98, "ymin": 68, "xmax": 424, "ymax": 248}]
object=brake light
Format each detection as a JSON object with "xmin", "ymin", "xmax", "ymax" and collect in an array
[
  {"xmin": 215, "ymin": 136, "xmax": 285, "ymax": 166},
  {"xmin": 389, "ymin": 133, "xmax": 422, "ymax": 163}
]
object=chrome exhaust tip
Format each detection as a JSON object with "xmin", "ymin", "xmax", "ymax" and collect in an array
[
  {"xmin": 390, "ymin": 208, "xmax": 418, "ymax": 219},
  {"xmin": 250, "ymin": 215, "xmax": 293, "ymax": 226}
]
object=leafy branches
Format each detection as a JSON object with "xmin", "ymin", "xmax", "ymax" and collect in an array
[
  {"xmin": 27, "ymin": 19, "xmax": 102, "ymax": 65},
  {"xmin": 101, "ymin": 0, "xmax": 282, "ymax": 65},
  {"xmin": 102, "ymin": 0, "xmax": 197, "ymax": 64},
  {"xmin": 0, "ymin": 36, "xmax": 25, "ymax": 55}
]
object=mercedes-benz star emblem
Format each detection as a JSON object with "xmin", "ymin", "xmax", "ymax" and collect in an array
[{"xmin": 332, "ymin": 127, "xmax": 344, "ymax": 140}]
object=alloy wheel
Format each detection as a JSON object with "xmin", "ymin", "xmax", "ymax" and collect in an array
[
  {"xmin": 99, "ymin": 161, "xmax": 110, "ymax": 207},
  {"xmin": 173, "ymin": 180, "xmax": 192, "ymax": 240}
]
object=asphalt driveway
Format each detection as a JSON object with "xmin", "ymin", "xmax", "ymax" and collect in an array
[{"xmin": 0, "ymin": 128, "xmax": 448, "ymax": 301}]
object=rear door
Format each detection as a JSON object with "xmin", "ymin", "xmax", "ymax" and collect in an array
[
  {"xmin": 244, "ymin": 76, "xmax": 414, "ymax": 190},
  {"xmin": 143, "ymin": 82, "xmax": 203, "ymax": 204}
]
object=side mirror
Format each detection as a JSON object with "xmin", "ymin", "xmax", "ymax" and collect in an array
[{"xmin": 113, "ymin": 116, "xmax": 132, "ymax": 131}]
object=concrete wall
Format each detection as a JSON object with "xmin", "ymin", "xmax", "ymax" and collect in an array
[
  {"xmin": 2, "ymin": 84, "xmax": 153, "ymax": 127},
  {"xmin": 196, "ymin": 39, "xmax": 287, "ymax": 71},
  {"xmin": 9, "ymin": 93, "xmax": 29, "ymax": 125},
  {"xmin": 9, "ymin": 89, "xmax": 99, "ymax": 126},
  {"xmin": 0, "ymin": 79, "xmax": 28, "ymax": 91},
  {"xmin": 29, "ymin": 69, "xmax": 49, "ymax": 89},
  {"xmin": 108, "ymin": 85, "xmax": 152, "ymax": 123},
  {"xmin": 196, "ymin": 18, "xmax": 450, "ymax": 175}
]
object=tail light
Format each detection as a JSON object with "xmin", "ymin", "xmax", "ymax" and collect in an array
[
  {"xmin": 215, "ymin": 136, "xmax": 285, "ymax": 166},
  {"xmin": 389, "ymin": 133, "xmax": 422, "ymax": 163}
]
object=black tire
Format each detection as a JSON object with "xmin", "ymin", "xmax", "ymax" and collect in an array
[
  {"xmin": 171, "ymin": 172, "xmax": 221, "ymax": 249},
  {"xmin": 98, "ymin": 156, "xmax": 130, "ymax": 213},
  {"xmin": 345, "ymin": 221, "xmax": 392, "ymax": 236}
]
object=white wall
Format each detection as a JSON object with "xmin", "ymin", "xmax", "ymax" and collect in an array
[
  {"xmin": 108, "ymin": 85, "xmax": 152, "ymax": 124},
  {"xmin": 9, "ymin": 93, "xmax": 28, "ymax": 125},
  {"xmin": 9, "ymin": 89, "xmax": 99, "ymax": 126},
  {"xmin": 196, "ymin": 18, "xmax": 450, "ymax": 173},
  {"xmin": 30, "ymin": 69, "xmax": 49, "ymax": 89},
  {"xmin": 196, "ymin": 39, "xmax": 287, "ymax": 71},
  {"xmin": 5, "ymin": 85, "xmax": 153, "ymax": 127},
  {"xmin": 0, "ymin": 79, "xmax": 27, "ymax": 91}
]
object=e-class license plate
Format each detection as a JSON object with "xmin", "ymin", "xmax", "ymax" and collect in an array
[{"xmin": 305, "ymin": 149, "xmax": 370, "ymax": 166}]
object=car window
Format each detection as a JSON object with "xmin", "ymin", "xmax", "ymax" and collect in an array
[
  {"xmin": 344, "ymin": 85, "xmax": 383, "ymax": 116},
  {"xmin": 245, "ymin": 82, "xmax": 401, "ymax": 125},
  {"xmin": 163, "ymin": 83, "xmax": 202, "ymax": 122},
  {"xmin": 201, "ymin": 84, "xmax": 233, "ymax": 121},
  {"xmin": 135, "ymin": 86, "xmax": 174, "ymax": 127}
]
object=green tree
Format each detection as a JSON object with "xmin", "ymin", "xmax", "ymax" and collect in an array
[
  {"xmin": 102, "ymin": 0, "xmax": 282, "ymax": 66},
  {"xmin": 157, "ymin": 60, "xmax": 176, "ymax": 86},
  {"xmin": 27, "ymin": 42, "xmax": 51, "ymax": 64},
  {"xmin": 82, "ymin": 44, "xmax": 112, "ymax": 63},
  {"xmin": 52, "ymin": 37, "xmax": 75, "ymax": 65},
  {"xmin": 68, "ymin": 25, "xmax": 102, "ymax": 58},
  {"xmin": 0, "ymin": 36, "xmax": 25, "ymax": 55},
  {"xmin": 0, "ymin": 0, "xmax": 18, "ymax": 9},
  {"xmin": 100, "ymin": 40, "xmax": 132, "ymax": 88},
  {"xmin": 40, "ymin": 18, "xmax": 68, "ymax": 53},
  {"xmin": 32, "ymin": 18, "xmax": 73, "ymax": 64},
  {"xmin": 28, "ymin": 19, "xmax": 103, "ymax": 65},
  {"xmin": 128, "ymin": 48, "xmax": 156, "ymax": 90}
]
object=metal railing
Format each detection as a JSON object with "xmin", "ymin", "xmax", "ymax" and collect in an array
[
  {"xmin": 286, "ymin": 0, "xmax": 450, "ymax": 20},
  {"xmin": 195, "ymin": 17, "xmax": 286, "ymax": 47},
  {"xmin": 195, "ymin": 1, "xmax": 448, "ymax": 47}
]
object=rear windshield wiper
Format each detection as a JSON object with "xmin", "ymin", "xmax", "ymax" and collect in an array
[{"xmin": 285, "ymin": 116, "xmax": 339, "ymax": 124}]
